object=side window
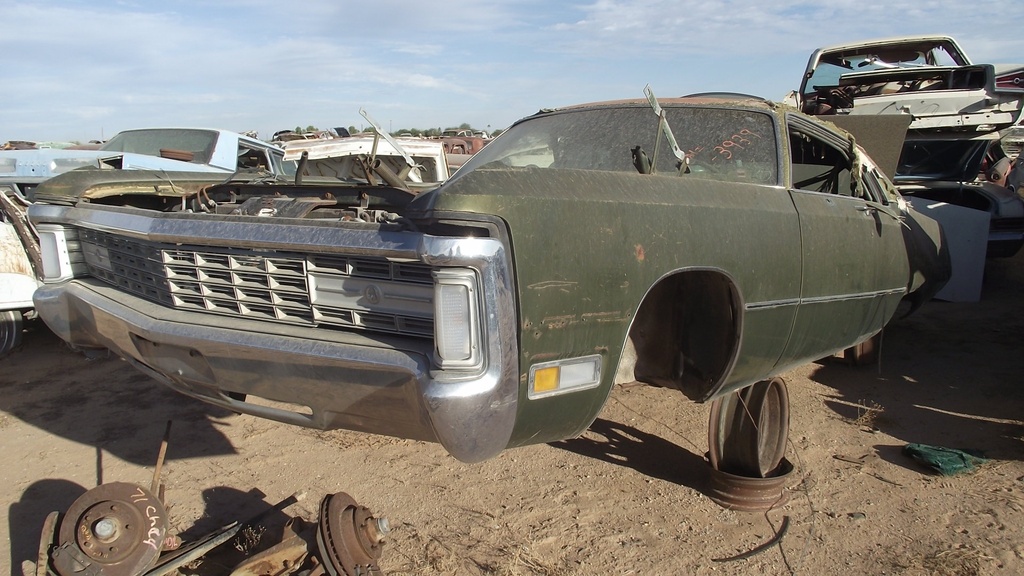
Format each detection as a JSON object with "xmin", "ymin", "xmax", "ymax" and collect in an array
[
  {"xmin": 237, "ymin": 144, "xmax": 270, "ymax": 172},
  {"xmin": 860, "ymin": 165, "xmax": 886, "ymax": 203},
  {"xmin": 789, "ymin": 126, "xmax": 853, "ymax": 195}
]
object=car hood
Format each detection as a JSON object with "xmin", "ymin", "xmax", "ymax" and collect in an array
[
  {"xmin": 826, "ymin": 115, "xmax": 911, "ymax": 180},
  {"xmin": 0, "ymin": 148, "xmax": 230, "ymax": 183},
  {"xmin": 31, "ymin": 168, "xmax": 227, "ymax": 205}
]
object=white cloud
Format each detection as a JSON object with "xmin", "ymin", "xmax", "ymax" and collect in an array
[{"xmin": 2, "ymin": 0, "xmax": 1023, "ymax": 142}]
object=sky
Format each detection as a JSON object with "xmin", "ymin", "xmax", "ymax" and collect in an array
[{"xmin": 3, "ymin": 1, "xmax": 1024, "ymax": 143}]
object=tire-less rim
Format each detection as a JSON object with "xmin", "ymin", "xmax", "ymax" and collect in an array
[{"xmin": 708, "ymin": 377, "xmax": 790, "ymax": 478}]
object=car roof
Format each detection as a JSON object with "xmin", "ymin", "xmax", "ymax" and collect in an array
[
  {"xmin": 537, "ymin": 95, "xmax": 777, "ymax": 115},
  {"xmin": 811, "ymin": 34, "xmax": 964, "ymax": 56}
]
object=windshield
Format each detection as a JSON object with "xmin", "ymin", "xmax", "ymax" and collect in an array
[
  {"xmin": 896, "ymin": 139, "xmax": 988, "ymax": 181},
  {"xmin": 804, "ymin": 41, "xmax": 965, "ymax": 98},
  {"xmin": 456, "ymin": 104, "xmax": 779, "ymax": 185},
  {"xmin": 99, "ymin": 129, "xmax": 218, "ymax": 164}
]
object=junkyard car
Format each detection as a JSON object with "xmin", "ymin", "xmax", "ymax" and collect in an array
[
  {"xmin": 789, "ymin": 35, "xmax": 1024, "ymax": 257},
  {"xmin": 895, "ymin": 135, "xmax": 1024, "ymax": 257},
  {"xmin": 28, "ymin": 94, "xmax": 948, "ymax": 462},
  {"xmin": 0, "ymin": 128, "xmax": 286, "ymax": 356},
  {"xmin": 0, "ymin": 128, "xmax": 287, "ymax": 199},
  {"xmin": 1, "ymin": 186, "xmax": 38, "ymax": 357},
  {"xmin": 282, "ymin": 134, "xmax": 451, "ymax": 189},
  {"xmin": 791, "ymin": 35, "xmax": 1024, "ymax": 131}
]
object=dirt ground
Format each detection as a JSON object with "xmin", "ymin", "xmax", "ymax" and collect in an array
[{"xmin": 3, "ymin": 252, "xmax": 1024, "ymax": 576}]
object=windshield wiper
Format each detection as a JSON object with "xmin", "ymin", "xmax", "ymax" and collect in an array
[{"xmin": 642, "ymin": 84, "xmax": 689, "ymax": 175}]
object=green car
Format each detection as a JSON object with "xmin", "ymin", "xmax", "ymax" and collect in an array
[{"xmin": 28, "ymin": 93, "xmax": 949, "ymax": 463}]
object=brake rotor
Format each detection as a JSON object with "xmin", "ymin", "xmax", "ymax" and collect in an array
[
  {"xmin": 54, "ymin": 482, "xmax": 167, "ymax": 576},
  {"xmin": 316, "ymin": 492, "xmax": 386, "ymax": 576}
]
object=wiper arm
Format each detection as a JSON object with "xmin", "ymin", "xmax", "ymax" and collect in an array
[
  {"xmin": 643, "ymin": 84, "xmax": 689, "ymax": 175},
  {"xmin": 360, "ymin": 108, "xmax": 416, "ymax": 166},
  {"xmin": 359, "ymin": 108, "xmax": 428, "ymax": 186}
]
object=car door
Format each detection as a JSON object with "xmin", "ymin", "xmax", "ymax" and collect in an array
[{"xmin": 780, "ymin": 115, "xmax": 909, "ymax": 367}]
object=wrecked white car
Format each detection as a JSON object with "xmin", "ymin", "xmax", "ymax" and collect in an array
[
  {"xmin": 791, "ymin": 35, "xmax": 1024, "ymax": 258},
  {"xmin": 791, "ymin": 35, "xmax": 1024, "ymax": 132},
  {"xmin": 281, "ymin": 110, "xmax": 451, "ymax": 190},
  {"xmin": 283, "ymin": 137, "xmax": 450, "ymax": 191}
]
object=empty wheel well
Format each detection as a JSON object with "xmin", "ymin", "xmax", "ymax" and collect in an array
[{"xmin": 615, "ymin": 270, "xmax": 740, "ymax": 401}]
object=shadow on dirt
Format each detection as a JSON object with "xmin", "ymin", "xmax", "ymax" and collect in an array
[
  {"xmin": 173, "ymin": 486, "xmax": 305, "ymax": 576},
  {"xmin": 7, "ymin": 479, "xmax": 88, "ymax": 576},
  {"xmin": 810, "ymin": 252, "xmax": 1024, "ymax": 467},
  {"xmin": 551, "ymin": 417, "xmax": 709, "ymax": 494},
  {"xmin": 0, "ymin": 324, "xmax": 239, "ymax": 466}
]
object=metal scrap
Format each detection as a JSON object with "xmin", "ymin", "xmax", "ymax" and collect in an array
[{"xmin": 36, "ymin": 420, "xmax": 390, "ymax": 576}]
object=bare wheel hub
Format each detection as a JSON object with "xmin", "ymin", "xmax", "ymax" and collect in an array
[
  {"xmin": 316, "ymin": 492, "xmax": 388, "ymax": 576},
  {"xmin": 53, "ymin": 482, "xmax": 167, "ymax": 576}
]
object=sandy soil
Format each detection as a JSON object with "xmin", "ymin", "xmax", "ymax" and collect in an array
[{"xmin": 3, "ymin": 253, "xmax": 1024, "ymax": 576}]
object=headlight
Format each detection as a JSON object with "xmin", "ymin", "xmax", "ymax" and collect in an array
[
  {"xmin": 36, "ymin": 224, "xmax": 83, "ymax": 282},
  {"xmin": 433, "ymin": 268, "xmax": 482, "ymax": 369}
]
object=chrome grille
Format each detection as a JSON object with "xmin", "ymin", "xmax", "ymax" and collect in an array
[{"xmin": 79, "ymin": 229, "xmax": 434, "ymax": 337}]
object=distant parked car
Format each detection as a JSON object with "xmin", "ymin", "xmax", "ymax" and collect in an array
[
  {"xmin": 282, "ymin": 134, "xmax": 451, "ymax": 189},
  {"xmin": 0, "ymin": 128, "xmax": 286, "ymax": 356}
]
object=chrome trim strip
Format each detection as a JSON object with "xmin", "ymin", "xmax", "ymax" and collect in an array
[
  {"xmin": 798, "ymin": 287, "xmax": 906, "ymax": 305},
  {"xmin": 745, "ymin": 298, "xmax": 800, "ymax": 310},
  {"xmin": 746, "ymin": 287, "xmax": 905, "ymax": 310}
]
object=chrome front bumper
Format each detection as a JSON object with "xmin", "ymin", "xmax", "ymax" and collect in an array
[
  {"xmin": 36, "ymin": 279, "xmax": 517, "ymax": 462},
  {"xmin": 29, "ymin": 203, "xmax": 520, "ymax": 463}
]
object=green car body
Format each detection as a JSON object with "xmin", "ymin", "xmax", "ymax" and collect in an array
[{"xmin": 28, "ymin": 96, "xmax": 948, "ymax": 462}]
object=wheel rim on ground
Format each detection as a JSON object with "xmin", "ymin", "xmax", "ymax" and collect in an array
[{"xmin": 708, "ymin": 377, "xmax": 790, "ymax": 477}]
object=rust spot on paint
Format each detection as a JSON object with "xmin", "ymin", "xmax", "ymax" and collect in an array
[
  {"xmin": 528, "ymin": 280, "xmax": 578, "ymax": 292},
  {"xmin": 581, "ymin": 311, "xmax": 628, "ymax": 324},
  {"xmin": 635, "ymin": 244, "xmax": 645, "ymax": 262},
  {"xmin": 543, "ymin": 315, "xmax": 575, "ymax": 330}
]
